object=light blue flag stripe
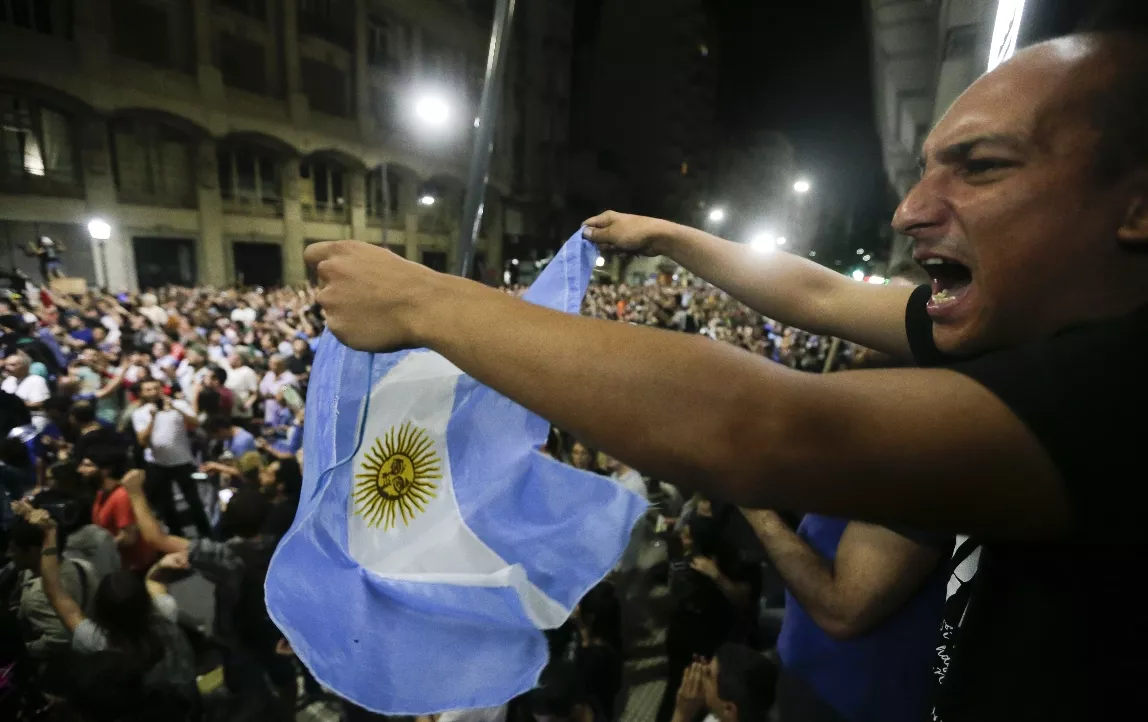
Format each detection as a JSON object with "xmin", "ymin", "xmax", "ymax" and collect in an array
[{"xmin": 267, "ymin": 232, "xmax": 648, "ymax": 714}]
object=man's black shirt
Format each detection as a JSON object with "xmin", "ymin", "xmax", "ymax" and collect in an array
[{"xmin": 904, "ymin": 284, "xmax": 1148, "ymax": 721}]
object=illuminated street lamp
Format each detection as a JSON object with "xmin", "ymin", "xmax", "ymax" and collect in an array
[
  {"xmin": 414, "ymin": 95, "xmax": 450, "ymax": 128},
  {"xmin": 851, "ymin": 269, "xmax": 865, "ymax": 281},
  {"xmin": 419, "ymin": 195, "xmax": 437, "ymax": 207},
  {"xmin": 708, "ymin": 207, "xmax": 726, "ymax": 223},
  {"xmin": 87, "ymin": 218, "xmax": 112, "ymax": 288},
  {"xmin": 750, "ymin": 233, "xmax": 776, "ymax": 254},
  {"xmin": 793, "ymin": 180, "xmax": 811, "ymax": 194},
  {"xmin": 87, "ymin": 219, "xmax": 111, "ymax": 240},
  {"xmin": 776, "ymin": 236, "xmax": 787, "ymax": 246}
]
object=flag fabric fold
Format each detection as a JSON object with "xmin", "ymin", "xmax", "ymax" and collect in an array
[{"xmin": 266, "ymin": 232, "xmax": 648, "ymax": 714}]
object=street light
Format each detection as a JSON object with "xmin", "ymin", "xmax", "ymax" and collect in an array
[
  {"xmin": 708, "ymin": 207, "xmax": 726, "ymax": 223},
  {"xmin": 851, "ymin": 269, "xmax": 864, "ymax": 281},
  {"xmin": 414, "ymin": 95, "xmax": 450, "ymax": 128},
  {"xmin": 862, "ymin": 254, "xmax": 871, "ymax": 262},
  {"xmin": 87, "ymin": 218, "xmax": 112, "ymax": 289},
  {"xmin": 750, "ymin": 233, "xmax": 776, "ymax": 254},
  {"xmin": 776, "ymin": 236, "xmax": 787, "ymax": 246},
  {"xmin": 793, "ymin": 180, "xmax": 811, "ymax": 194},
  {"xmin": 419, "ymin": 195, "xmax": 436, "ymax": 207},
  {"xmin": 856, "ymin": 248, "xmax": 865, "ymax": 255},
  {"xmin": 87, "ymin": 219, "xmax": 111, "ymax": 240}
]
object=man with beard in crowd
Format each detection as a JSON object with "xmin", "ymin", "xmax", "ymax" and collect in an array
[
  {"xmin": 306, "ymin": 23, "xmax": 1148, "ymax": 721},
  {"xmin": 132, "ymin": 379, "xmax": 211, "ymax": 538}
]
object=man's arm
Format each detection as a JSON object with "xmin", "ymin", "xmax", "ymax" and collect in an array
[
  {"xmin": 583, "ymin": 213, "xmax": 915, "ymax": 358},
  {"xmin": 94, "ymin": 371, "xmax": 123, "ymax": 400},
  {"xmin": 34, "ymin": 522, "xmax": 85, "ymax": 633},
  {"xmin": 109, "ymin": 493, "xmax": 139, "ymax": 549},
  {"xmin": 122, "ymin": 469, "xmax": 189, "ymax": 554},
  {"xmin": 306, "ymin": 241, "xmax": 1071, "ymax": 538},
  {"xmin": 744, "ymin": 511, "xmax": 945, "ymax": 639},
  {"xmin": 689, "ymin": 556, "xmax": 752, "ymax": 612},
  {"xmin": 133, "ymin": 407, "xmax": 155, "ymax": 448}
]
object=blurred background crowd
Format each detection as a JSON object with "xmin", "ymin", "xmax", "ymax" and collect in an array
[{"xmin": 0, "ymin": 267, "xmax": 859, "ymax": 722}]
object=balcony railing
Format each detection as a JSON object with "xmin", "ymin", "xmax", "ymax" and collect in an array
[
  {"xmin": 222, "ymin": 195, "xmax": 284, "ymax": 217},
  {"xmin": 0, "ymin": 165, "xmax": 84, "ymax": 198},
  {"xmin": 302, "ymin": 200, "xmax": 349, "ymax": 223}
]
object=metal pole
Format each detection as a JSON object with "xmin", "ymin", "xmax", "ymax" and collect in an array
[
  {"xmin": 821, "ymin": 337, "xmax": 841, "ymax": 374},
  {"xmin": 454, "ymin": 0, "xmax": 517, "ymax": 278}
]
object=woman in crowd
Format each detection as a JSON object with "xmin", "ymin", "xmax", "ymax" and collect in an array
[{"xmin": 17, "ymin": 506, "xmax": 198, "ymax": 718}]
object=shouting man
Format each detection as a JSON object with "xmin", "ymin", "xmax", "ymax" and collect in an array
[{"xmin": 307, "ymin": 28, "xmax": 1148, "ymax": 721}]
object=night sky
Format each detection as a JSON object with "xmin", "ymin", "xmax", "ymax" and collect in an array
[
  {"xmin": 570, "ymin": 0, "xmax": 893, "ymax": 260},
  {"xmin": 709, "ymin": 0, "xmax": 887, "ymax": 221}
]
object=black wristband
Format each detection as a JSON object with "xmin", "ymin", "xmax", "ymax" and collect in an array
[{"xmin": 41, "ymin": 546, "xmax": 59, "ymax": 556}]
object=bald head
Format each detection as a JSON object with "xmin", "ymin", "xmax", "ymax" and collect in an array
[{"xmin": 894, "ymin": 29, "xmax": 1148, "ymax": 355}]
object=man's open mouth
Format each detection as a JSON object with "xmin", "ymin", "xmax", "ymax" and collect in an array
[{"xmin": 919, "ymin": 257, "xmax": 972, "ymax": 307}]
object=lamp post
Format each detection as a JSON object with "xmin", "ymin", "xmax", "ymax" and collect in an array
[
  {"xmin": 455, "ymin": 0, "xmax": 517, "ymax": 278},
  {"xmin": 87, "ymin": 218, "xmax": 111, "ymax": 289}
]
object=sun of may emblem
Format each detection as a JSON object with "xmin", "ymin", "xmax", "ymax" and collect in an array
[{"xmin": 353, "ymin": 422, "xmax": 442, "ymax": 530}]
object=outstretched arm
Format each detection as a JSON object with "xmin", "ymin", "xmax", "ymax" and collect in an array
[
  {"xmin": 583, "ymin": 212, "xmax": 915, "ymax": 358},
  {"xmin": 28, "ymin": 515, "xmax": 85, "ymax": 633},
  {"xmin": 122, "ymin": 469, "xmax": 189, "ymax": 554},
  {"xmin": 305, "ymin": 241, "xmax": 1069, "ymax": 538}
]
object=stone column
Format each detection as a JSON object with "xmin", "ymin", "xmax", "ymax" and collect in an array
[
  {"xmin": 404, "ymin": 211, "xmax": 419, "ymax": 262},
  {"xmin": 195, "ymin": 139, "xmax": 227, "ymax": 287},
  {"xmin": 192, "ymin": 0, "xmax": 225, "ymax": 105},
  {"xmin": 78, "ymin": 117, "xmax": 131, "ymax": 291},
  {"xmin": 353, "ymin": 0, "xmax": 374, "ymax": 137},
  {"xmin": 282, "ymin": 158, "xmax": 307, "ymax": 286},
  {"xmin": 282, "ymin": 0, "xmax": 310, "ymax": 126},
  {"xmin": 72, "ymin": 0, "xmax": 112, "ymax": 75},
  {"xmin": 349, "ymin": 170, "xmax": 368, "ymax": 242}
]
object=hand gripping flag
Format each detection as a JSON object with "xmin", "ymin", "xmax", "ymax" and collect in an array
[{"xmin": 266, "ymin": 233, "xmax": 648, "ymax": 715}]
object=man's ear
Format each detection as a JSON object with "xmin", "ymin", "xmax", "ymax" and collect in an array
[{"xmin": 1117, "ymin": 174, "xmax": 1148, "ymax": 247}]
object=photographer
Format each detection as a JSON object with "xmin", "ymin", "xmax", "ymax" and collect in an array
[{"xmin": 131, "ymin": 379, "xmax": 211, "ymax": 538}]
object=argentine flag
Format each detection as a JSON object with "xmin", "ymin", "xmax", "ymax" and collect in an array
[{"xmin": 266, "ymin": 233, "xmax": 648, "ymax": 714}]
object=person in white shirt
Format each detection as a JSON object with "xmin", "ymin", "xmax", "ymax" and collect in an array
[
  {"xmin": 138, "ymin": 293, "xmax": 168, "ymax": 327},
  {"xmin": 230, "ymin": 301, "xmax": 257, "ymax": 327},
  {"xmin": 259, "ymin": 355, "xmax": 297, "ymax": 426},
  {"xmin": 131, "ymin": 379, "xmax": 211, "ymax": 537},
  {"xmin": 175, "ymin": 348, "xmax": 211, "ymax": 397},
  {"xmin": 223, "ymin": 350, "xmax": 259, "ymax": 420},
  {"xmin": 2, "ymin": 354, "xmax": 50, "ymax": 411}
]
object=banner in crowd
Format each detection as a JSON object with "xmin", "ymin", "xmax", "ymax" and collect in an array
[{"xmin": 266, "ymin": 232, "xmax": 647, "ymax": 714}]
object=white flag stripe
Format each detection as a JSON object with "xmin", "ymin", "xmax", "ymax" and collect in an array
[{"xmin": 347, "ymin": 352, "xmax": 567, "ymax": 629}]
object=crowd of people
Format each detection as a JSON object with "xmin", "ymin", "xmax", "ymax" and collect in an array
[
  {"xmin": 0, "ymin": 282, "xmax": 321, "ymax": 721},
  {"xmin": 0, "ymin": 270, "xmax": 810, "ymax": 722}
]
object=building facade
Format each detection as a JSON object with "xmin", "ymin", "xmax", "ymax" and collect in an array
[
  {"xmin": 0, "ymin": 0, "xmax": 518, "ymax": 290},
  {"xmin": 868, "ymin": 0, "xmax": 1101, "ymax": 265},
  {"xmin": 590, "ymin": 0, "xmax": 719, "ymax": 223}
]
